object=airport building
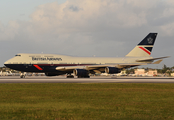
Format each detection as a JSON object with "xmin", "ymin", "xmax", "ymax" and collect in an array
[{"xmin": 134, "ymin": 69, "xmax": 157, "ymax": 76}]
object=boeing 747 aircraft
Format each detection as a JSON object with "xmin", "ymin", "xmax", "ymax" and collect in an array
[{"xmin": 4, "ymin": 33, "xmax": 169, "ymax": 78}]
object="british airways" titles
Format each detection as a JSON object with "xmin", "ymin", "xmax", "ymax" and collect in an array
[{"xmin": 32, "ymin": 57, "xmax": 62, "ymax": 61}]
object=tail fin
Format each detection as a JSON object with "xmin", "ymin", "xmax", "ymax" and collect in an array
[{"xmin": 126, "ymin": 33, "xmax": 157, "ymax": 57}]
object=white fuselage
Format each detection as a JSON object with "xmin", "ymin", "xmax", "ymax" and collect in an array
[{"xmin": 4, "ymin": 53, "xmax": 151, "ymax": 65}]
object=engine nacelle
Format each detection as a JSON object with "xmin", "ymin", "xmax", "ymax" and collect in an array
[
  {"xmin": 73, "ymin": 69, "xmax": 89, "ymax": 76},
  {"xmin": 45, "ymin": 73, "xmax": 59, "ymax": 76},
  {"xmin": 105, "ymin": 67, "xmax": 121, "ymax": 74}
]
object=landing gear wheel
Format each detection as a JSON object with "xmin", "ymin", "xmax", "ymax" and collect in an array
[
  {"xmin": 77, "ymin": 76, "xmax": 90, "ymax": 78},
  {"xmin": 85, "ymin": 76, "xmax": 90, "ymax": 78},
  {"xmin": 66, "ymin": 73, "xmax": 74, "ymax": 78},
  {"xmin": 20, "ymin": 75, "xmax": 25, "ymax": 78},
  {"xmin": 67, "ymin": 75, "xmax": 74, "ymax": 78}
]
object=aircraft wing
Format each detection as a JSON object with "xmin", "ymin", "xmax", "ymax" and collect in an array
[
  {"xmin": 55, "ymin": 63, "xmax": 147, "ymax": 71},
  {"xmin": 55, "ymin": 56, "xmax": 167, "ymax": 72}
]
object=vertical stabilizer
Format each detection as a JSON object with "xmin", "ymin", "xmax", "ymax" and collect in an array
[{"xmin": 126, "ymin": 33, "xmax": 157, "ymax": 57}]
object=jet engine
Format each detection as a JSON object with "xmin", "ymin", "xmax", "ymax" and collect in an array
[
  {"xmin": 73, "ymin": 69, "xmax": 89, "ymax": 77},
  {"xmin": 105, "ymin": 67, "xmax": 121, "ymax": 74}
]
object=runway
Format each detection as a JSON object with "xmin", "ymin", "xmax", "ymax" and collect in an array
[{"xmin": 0, "ymin": 76, "xmax": 174, "ymax": 83}]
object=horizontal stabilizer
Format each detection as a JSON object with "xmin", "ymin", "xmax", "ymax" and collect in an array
[
  {"xmin": 136, "ymin": 56, "xmax": 170, "ymax": 62},
  {"xmin": 152, "ymin": 59, "xmax": 163, "ymax": 64}
]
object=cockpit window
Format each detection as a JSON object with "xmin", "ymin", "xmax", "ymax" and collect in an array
[{"xmin": 15, "ymin": 54, "xmax": 21, "ymax": 57}]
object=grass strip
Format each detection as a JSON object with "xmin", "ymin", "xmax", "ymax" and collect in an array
[{"xmin": 0, "ymin": 83, "xmax": 174, "ymax": 120}]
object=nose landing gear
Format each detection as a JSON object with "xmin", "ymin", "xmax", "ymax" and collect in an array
[{"xmin": 20, "ymin": 73, "xmax": 26, "ymax": 78}]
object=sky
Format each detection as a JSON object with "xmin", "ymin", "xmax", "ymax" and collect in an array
[{"xmin": 0, "ymin": 0, "xmax": 174, "ymax": 68}]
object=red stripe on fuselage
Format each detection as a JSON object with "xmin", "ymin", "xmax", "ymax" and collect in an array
[
  {"xmin": 139, "ymin": 47, "xmax": 151, "ymax": 55},
  {"xmin": 33, "ymin": 65, "xmax": 43, "ymax": 70}
]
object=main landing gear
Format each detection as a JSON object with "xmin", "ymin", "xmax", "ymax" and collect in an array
[
  {"xmin": 66, "ymin": 74, "xmax": 90, "ymax": 78},
  {"xmin": 66, "ymin": 74, "xmax": 74, "ymax": 78}
]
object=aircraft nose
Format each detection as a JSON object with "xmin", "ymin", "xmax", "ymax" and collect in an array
[
  {"xmin": 4, "ymin": 62, "xmax": 8, "ymax": 67},
  {"xmin": 4, "ymin": 59, "xmax": 11, "ymax": 67},
  {"xmin": 4, "ymin": 61, "xmax": 8, "ymax": 65}
]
